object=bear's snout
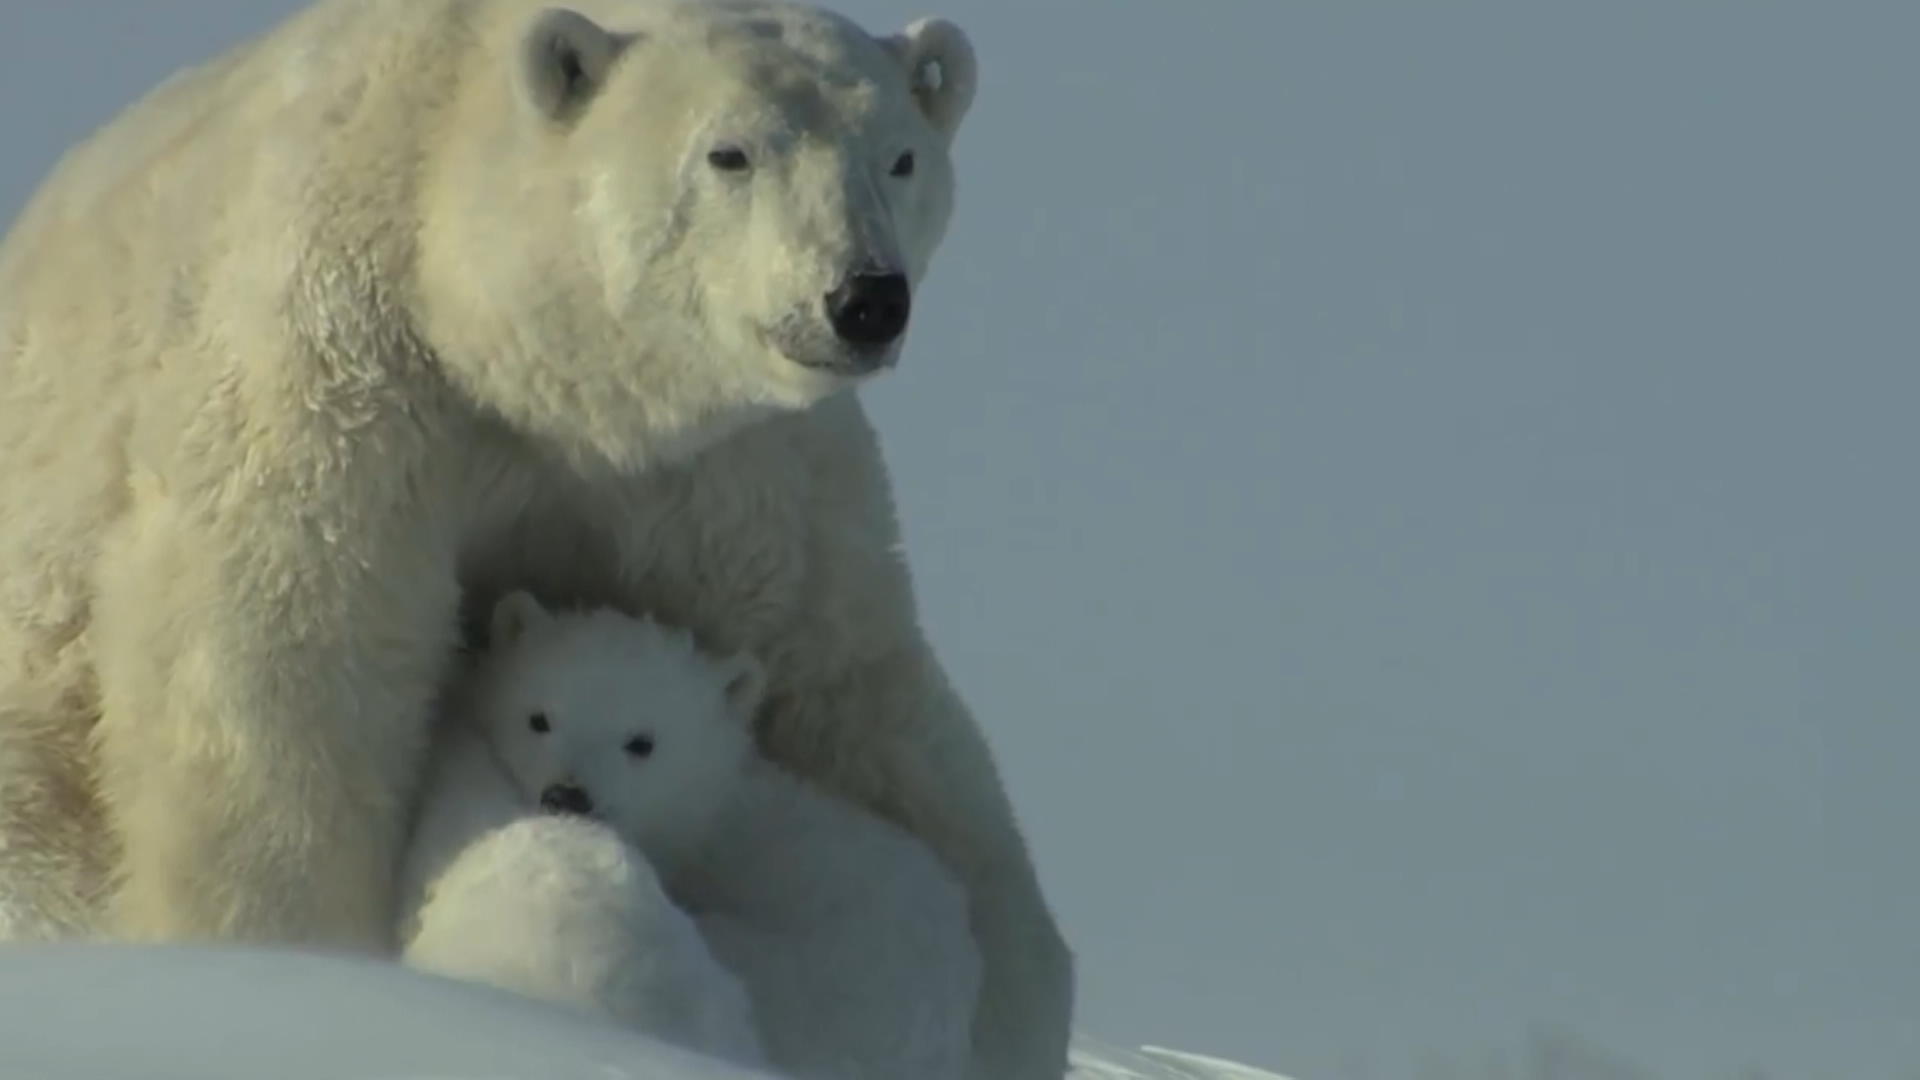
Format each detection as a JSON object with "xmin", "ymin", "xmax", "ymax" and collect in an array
[
  {"xmin": 824, "ymin": 271, "xmax": 911, "ymax": 350},
  {"xmin": 539, "ymin": 782, "xmax": 594, "ymax": 817}
]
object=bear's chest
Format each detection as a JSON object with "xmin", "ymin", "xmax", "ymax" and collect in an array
[{"xmin": 455, "ymin": 440, "xmax": 815, "ymax": 662}]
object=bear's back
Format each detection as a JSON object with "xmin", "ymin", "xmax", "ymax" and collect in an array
[{"xmin": 0, "ymin": 0, "xmax": 486, "ymax": 299}]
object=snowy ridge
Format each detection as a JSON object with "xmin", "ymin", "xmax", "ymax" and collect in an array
[
  {"xmin": 0, "ymin": 942, "xmax": 1286, "ymax": 1080},
  {"xmin": 1071, "ymin": 1035, "xmax": 1293, "ymax": 1080}
]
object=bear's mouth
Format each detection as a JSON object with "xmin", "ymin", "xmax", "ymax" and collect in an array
[
  {"xmin": 763, "ymin": 319, "xmax": 899, "ymax": 379},
  {"xmin": 791, "ymin": 346, "xmax": 898, "ymax": 378}
]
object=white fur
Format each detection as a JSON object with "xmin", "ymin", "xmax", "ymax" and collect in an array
[
  {"xmin": 467, "ymin": 597, "xmax": 763, "ymax": 867},
  {"xmin": 0, "ymin": 2, "xmax": 1070, "ymax": 1076},
  {"xmin": 399, "ymin": 743, "xmax": 764, "ymax": 1067},
  {"xmin": 687, "ymin": 765, "xmax": 984, "ymax": 1080},
  {"xmin": 451, "ymin": 597, "xmax": 981, "ymax": 1080},
  {"xmin": 396, "ymin": 626, "xmax": 764, "ymax": 1065}
]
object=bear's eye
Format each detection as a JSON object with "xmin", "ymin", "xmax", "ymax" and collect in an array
[
  {"xmin": 624, "ymin": 734, "xmax": 655, "ymax": 759},
  {"xmin": 890, "ymin": 151, "xmax": 916, "ymax": 178},
  {"xmin": 707, "ymin": 146, "xmax": 751, "ymax": 173},
  {"xmin": 528, "ymin": 712, "xmax": 550, "ymax": 734}
]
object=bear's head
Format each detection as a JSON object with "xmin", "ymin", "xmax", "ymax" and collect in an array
[
  {"xmin": 420, "ymin": 1, "xmax": 979, "ymax": 473},
  {"xmin": 468, "ymin": 591, "xmax": 766, "ymax": 859}
]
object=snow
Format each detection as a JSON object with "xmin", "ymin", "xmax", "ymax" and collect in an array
[
  {"xmin": 1069, "ymin": 1036, "xmax": 1294, "ymax": 1080},
  {"xmin": 0, "ymin": 942, "xmax": 1289, "ymax": 1080},
  {"xmin": 0, "ymin": 943, "xmax": 773, "ymax": 1080}
]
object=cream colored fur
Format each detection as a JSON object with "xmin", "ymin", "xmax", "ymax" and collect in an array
[{"xmin": 0, "ymin": 1, "xmax": 1070, "ymax": 1077}]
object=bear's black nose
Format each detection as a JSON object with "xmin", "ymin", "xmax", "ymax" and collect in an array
[
  {"xmin": 539, "ymin": 782, "xmax": 593, "ymax": 817},
  {"xmin": 824, "ymin": 271, "xmax": 912, "ymax": 348}
]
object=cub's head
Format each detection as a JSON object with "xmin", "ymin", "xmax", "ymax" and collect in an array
[
  {"xmin": 422, "ymin": 1, "xmax": 978, "ymax": 472},
  {"xmin": 469, "ymin": 591, "xmax": 765, "ymax": 857}
]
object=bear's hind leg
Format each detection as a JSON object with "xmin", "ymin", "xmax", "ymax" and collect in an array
[
  {"xmin": 0, "ymin": 678, "xmax": 114, "ymax": 941},
  {"xmin": 87, "ymin": 491, "xmax": 460, "ymax": 948}
]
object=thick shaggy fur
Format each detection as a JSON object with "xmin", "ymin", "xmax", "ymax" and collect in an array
[
  {"xmin": 0, "ymin": 1, "xmax": 1071, "ymax": 1076},
  {"xmin": 686, "ymin": 761, "xmax": 984, "ymax": 1080},
  {"xmin": 402, "ymin": 804, "xmax": 765, "ymax": 1067},
  {"xmin": 414, "ymin": 599, "xmax": 980, "ymax": 1080}
]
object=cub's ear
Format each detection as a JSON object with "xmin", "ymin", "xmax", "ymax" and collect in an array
[
  {"xmin": 489, "ymin": 590, "xmax": 551, "ymax": 649},
  {"xmin": 882, "ymin": 18, "xmax": 977, "ymax": 141},
  {"xmin": 716, "ymin": 652, "xmax": 768, "ymax": 725},
  {"xmin": 518, "ymin": 8, "xmax": 636, "ymax": 121}
]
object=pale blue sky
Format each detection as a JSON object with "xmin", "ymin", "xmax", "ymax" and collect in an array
[{"xmin": 4, "ymin": 3, "xmax": 1916, "ymax": 1077}]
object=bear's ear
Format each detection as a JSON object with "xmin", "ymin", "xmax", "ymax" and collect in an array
[
  {"xmin": 518, "ymin": 8, "xmax": 635, "ymax": 122},
  {"xmin": 716, "ymin": 653, "xmax": 767, "ymax": 725},
  {"xmin": 489, "ymin": 590, "xmax": 551, "ymax": 649},
  {"xmin": 882, "ymin": 18, "xmax": 977, "ymax": 142}
]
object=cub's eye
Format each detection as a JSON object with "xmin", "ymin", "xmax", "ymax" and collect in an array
[
  {"xmin": 890, "ymin": 151, "xmax": 916, "ymax": 178},
  {"xmin": 528, "ymin": 712, "xmax": 550, "ymax": 734},
  {"xmin": 624, "ymin": 734, "xmax": 655, "ymax": 758},
  {"xmin": 708, "ymin": 146, "xmax": 751, "ymax": 172}
]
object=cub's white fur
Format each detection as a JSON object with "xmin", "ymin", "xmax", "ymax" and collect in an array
[{"xmin": 421, "ymin": 594, "xmax": 980, "ymax": 1080}]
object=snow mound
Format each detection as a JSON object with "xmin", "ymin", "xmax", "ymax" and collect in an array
[
  {"xmin": 0, "ymin": 943, "xmax": 1288, "ymax": 1080},
  {"xmin": 0, "ymin": 942, "xmax": 776, "ymax": 1080},
  {"xmin": 1071, "ymin": 1034, "xmax": 1294, "ymax": 1080}
]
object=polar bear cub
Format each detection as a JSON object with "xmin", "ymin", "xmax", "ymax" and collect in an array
[
  {"xmin": 398, "ymin": 600, "xmax": 765, "ymax": 1068},
  {"xmin": 418, "ymin": 591, "xmax": 983, "ymax": 1080}
]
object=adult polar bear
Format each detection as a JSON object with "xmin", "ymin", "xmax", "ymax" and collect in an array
[{"xmin": 0, "ymin": 0, "xmax": 1072, "ymax": 1076}]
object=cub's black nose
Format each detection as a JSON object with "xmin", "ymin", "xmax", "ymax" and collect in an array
[
  {"xmin": 539, "ymin": 783, "xmax": 593, "ymax": 816},
  {"xmin": 824, "ymin": 271, "xmax": 912, "ymax": 348}
]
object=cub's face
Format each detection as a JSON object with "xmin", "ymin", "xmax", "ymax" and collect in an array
[
  {"xmin": 426, "ymin": 4, "xmax": 978, "ymax": 474},
  {"xmin": 471, "ymin": 595, "xmax": 766, "ymax": 853}
]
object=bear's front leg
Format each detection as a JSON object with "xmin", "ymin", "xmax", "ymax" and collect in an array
[
  {"xmin": 652, "ymin": 395, "xmax": 1078, "ymax": 1080},
  {"xmin": 811, "ymin": 644, "xmax": 1077, "ymax": 1080},
  {"xmin": 88, "ymin": 470, "xmax": 461, "ymax": 948}
]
